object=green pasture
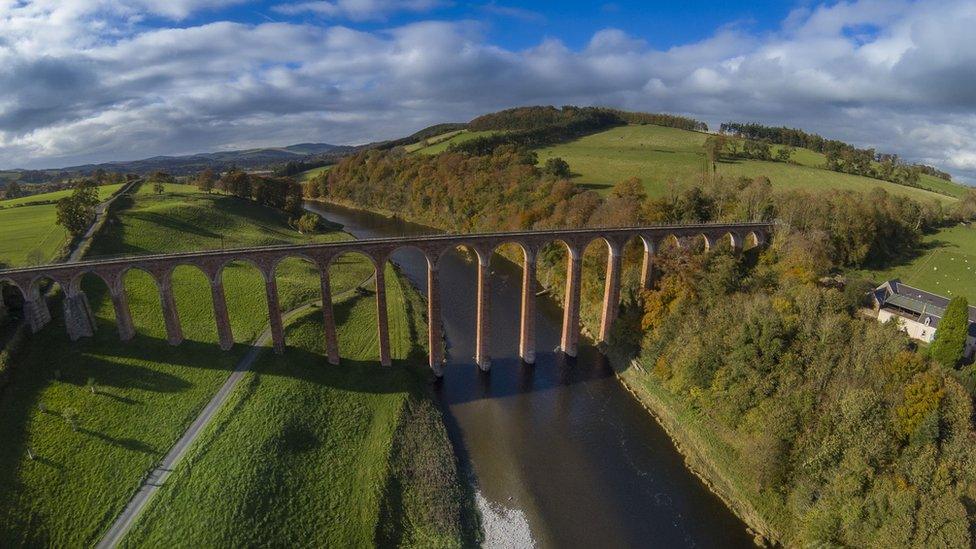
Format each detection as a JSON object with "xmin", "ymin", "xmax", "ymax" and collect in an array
[
  {"xmin": 298, "ymin": 165, "xmax": 332, "ymax": 182},
  {"xmin": 0, "ymin": 185, "xmax": 386, "ymax": 545},
  {"xmin": 857, "ymin": 223, "xmax": 976, "ymax": 303},
  {"xmin": 0, "ymin": 184, "xmax": 125, "ymax": 267},
  {"xmin": 412, "ymin": 130, "xmax": 497, "ymax": 155},
  {"xmin": 535, "ymin": 125, "xmax": 959, "ymax": 205},
  {"xmin": 123, "ymin": 268, "xmax": 469, "ymax": 546}
]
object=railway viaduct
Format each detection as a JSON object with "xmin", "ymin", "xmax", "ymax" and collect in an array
[{"xmin": 0, "ymin": 222, "xmax": 773, "ymax": 376}]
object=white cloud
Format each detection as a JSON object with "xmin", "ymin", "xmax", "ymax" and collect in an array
[{"xmin": 0, "ymin": 0, "xmax": 974, "ymax": 184}]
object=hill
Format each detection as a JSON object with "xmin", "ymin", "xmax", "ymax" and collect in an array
[{"xmin": 534, "ymin": 124, "xmax": 963, "ymax": 204}]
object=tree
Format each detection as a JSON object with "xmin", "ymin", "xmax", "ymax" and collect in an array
[
  {"xmin": 930, "ymin": 296, "xmax": 969, "ymax": 368},
  {"xmin": 543, "ymin": 157, "xmax": 570, "ymax": 178},
  {"xmin": 4, "ymin": 180, "xmax": 23, "ymax": 199},
  {"xmin": 153, "ymin": 181, "xmax": 165, "ymax": 194},
  {"xmin": 195, "ymin": 168, "xmax": 216, "ymax": 193},
  {"xmin": 295, "ymin": 213, "xmax": 320, "ymax": 234},
  {"xmin": 55, "ymin": 180, "xmax": 100, "ymax": 237}
]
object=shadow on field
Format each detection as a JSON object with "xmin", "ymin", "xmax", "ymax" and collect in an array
[{"xmin": 863, "ymin": 236, "xmax": 954, "ymax": 275}]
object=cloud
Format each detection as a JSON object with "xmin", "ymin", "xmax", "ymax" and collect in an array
[{"xmin": 0, "ymin": 0, "xmax": 975, "ymax": 184}]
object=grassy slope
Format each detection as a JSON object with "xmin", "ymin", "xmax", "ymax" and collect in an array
[
  {"xmin": 123, "ymin": 268, "xmax": 473, "ymax": 547},
  {"xmin": 535, "ymin": 125, "xmax": 961, "ymax": 205},
  {"xmin": 413, "ymin": 130, "xmax": 497, "ymax": 155},
  {"xmin": 298, "ymin": 165, "xmax": 332, "ymax": 182},
  {"xmin": 0, "ymin": 184, "xmax": 125, "ymax": 267},
  {"xmin": 0, "ymin": 183, "xmax": 376, "ymax": 545},
  {"xmin": 856, "ymin": 223, "xmax": 976, "ymax": 302}
]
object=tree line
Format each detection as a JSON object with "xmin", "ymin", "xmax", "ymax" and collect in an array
[
  {"xmin": 452, "ymin": 106, "xmax": 707, "ymax": 156},
  {"xmin": 720, "ymin": 122, "xmax": 953, "ymax": 185}
]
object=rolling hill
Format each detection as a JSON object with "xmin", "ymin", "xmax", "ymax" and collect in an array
[{"xmin": 406, "ymin": 123, "xmax": 967, "ymax": 205}]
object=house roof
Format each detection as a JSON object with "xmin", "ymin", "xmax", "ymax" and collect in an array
[{"xmin": 874, "ymin": 280, "xmax": 976, "ymax": 336}]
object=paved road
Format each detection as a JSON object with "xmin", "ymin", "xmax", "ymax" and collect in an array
[
  {"xmin": 68, "ymin": 180, "xmax": 139, "ymax": 263},
  {"xmin": 96, "ymin": 274, "xmax": 373, "ymax": 548}
]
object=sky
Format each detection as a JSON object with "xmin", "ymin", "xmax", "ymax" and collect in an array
[{"xmin": 1, "ymin": 1, "xmax": 975, "ymax": 183}]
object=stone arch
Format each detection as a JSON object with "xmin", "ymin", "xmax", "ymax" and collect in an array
[
  {"xmin": 328, "ymin": 249, "xmax": 383, "ymax": 363},
  {"xmin": 658, "ymin": 233, "xmax": 683, "ymax": 252},
  {"xmin": 697, "ymin": 233, "xmax": 713, "ymax": 251},
  {"xmin": 119, "ymin": 265, "xmax": 168, "ymax": 338},
  {"xmin": 217, "ymin": 257, "xmax": 268, "ymax": 284},
  {"xmin": 217, "ymin": 258, "xmax": 271, "ymax": 344},
  {"xmin": 389, "ymin": 243, "xmax": 435, "ymax": 272},
  {"xmin": 67, "ymin": 268, "xmax": 112, "ymax": 297},
  {"xmin": 0, "ymin": 276, "xmax": 26, "ymax": 301},
  {"xmin": 271, "ymin": 252, "xmax": 318, "ymax": 278},
  {"xmin": 745, "ymin": 230, "xmax": 766, "ymax": 249}
]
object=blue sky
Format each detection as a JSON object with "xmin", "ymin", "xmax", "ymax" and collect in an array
[
  {"xmin": 1, "ymin": 1, "xmax": 975, "ymax": 182},
  {"xmin": 197, "ymin": 1, "xmax": 794, "ymax": 50}
]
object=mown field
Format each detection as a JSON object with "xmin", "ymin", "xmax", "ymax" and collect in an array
[
  {"xmin": 298, "ymin": 165, "xmax": 332, "ymax": 182},
  {"xmin": 0, "ymin": 183, "xmax": 125, "ymax": 267},
  {"xmin": 412, "ymin": 130, "xmax": 498, "ymax": 155},
  {"xmin": 857, "ymin": 223, "xmax": 976, "ymax": 303},
  {"xmin": 123, "ymin": 266, "xmax": 473, "ymax": 547},
  {"xmin": 534, "ymin": 125, "xmax": 962, "ymax": 205},
  {"xmin": 0, "ymin": 183, "xmax": 394, "ymax": 545}
]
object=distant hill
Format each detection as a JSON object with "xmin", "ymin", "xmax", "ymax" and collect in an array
[{"xmin": 58, "ymin": 143, "xmax": 350, "ymax": 176}]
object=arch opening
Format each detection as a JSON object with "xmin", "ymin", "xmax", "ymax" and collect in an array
[
  {"xmin": 120, "ymin": 267, "xmax": 167, "ymax": 339},
  {"xmin": 328, "ymin": 250, "xmax": 382, "ymax": 363}
]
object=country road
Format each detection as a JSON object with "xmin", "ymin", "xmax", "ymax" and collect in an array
[{"xmin": 95, "ymin": 272, "xmax": 374, "ymax": 548}]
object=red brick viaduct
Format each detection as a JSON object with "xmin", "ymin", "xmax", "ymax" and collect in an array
[{"xmin": 0, "ymin": 222, "xmax": 772, "ymax": 376}]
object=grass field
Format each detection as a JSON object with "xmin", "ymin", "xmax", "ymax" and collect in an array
[
  {"xmin": 0, "ymin": 184, "xmax": 125, "ymax": 267},
  {"xmin": 412, "ymin": 130, "xmax": 498, "ymax": 155},
  {"xmin": 0, "ymin": 183, "xmax": 393, "ymax": 545},
  {"xmin": 535, "ymin": 125, "xmax": 962, "ymax": 205},
  {"xmin": 122, "ymin": 268, "xmax": 474, "ymax": 546},
  {"xmin": 298, "ymin": 165, "xmax": 332, "ymax": 182},
  {"xmin": 857, "ymin": 224, "xmax": 976, "ymax": 303}
]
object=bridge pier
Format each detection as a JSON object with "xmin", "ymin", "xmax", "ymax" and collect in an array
[
  {"xmin": 475, "ymin": 252, "xmax": 492, "ymax": 371},
  {"xmin": 318, "ymin": 268, "xmax": 340, "ymax": 365},
  {"xmin": 64, "ymin": 290, "xmax": 96, "ymax": 340},
  {"xmin": 374, "ymin": 262, "xmax": 392, "ymax": 367},
  {"xmin": 159, "ymin": 276, "xmax": 184, "ymax": 345},
  {"xmin": 640, "ymin": 244, "xmax": 655, "ymax": 290},
  {"xmin": 427, "ymin": 262, "xmax": 443, "ymax": 376},
  {"xmin": 209, "ymin": 278, "xmax": 234, "ymax": 351},
  {"xmin": 561, "ymin": 247, "xmax": 582, "ymax": 357},
  {"xmin": 599, "ymin": 245, "xmax": 622, "ymax": 344},
  {"xmin": 25, "ymin": 290, "xmax": 51, "ymax": 333},
  {"xmin": 519, "ymin": 247, "xmax": 536, "ymax": 364},
  {"xmin": 109, "ymin": 285, "xmax": 136, "ymax": 341},
  {"xmin": 264, "ymin": 275, "xmax": 285, "ymax": 354}
]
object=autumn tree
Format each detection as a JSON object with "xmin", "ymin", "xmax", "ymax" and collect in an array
[
  {"xmin": 4, "ymin": 181, "xmax": 23, "ymax": 199},
  {"xmin": 195, "ymin": 168, "xmax": 216, "ymax": 193},
  {"xmin": 543, "ymin": 157, "xmax": 570, "ymax": 178},
  {"xmin": 930, "ymin": 296, "xmax": 969, "ymax": 368}
]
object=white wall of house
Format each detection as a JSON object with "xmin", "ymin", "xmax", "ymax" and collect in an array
[{"xmin": 878, "ymin": 309, "xmax": 976, "ymax": 357}]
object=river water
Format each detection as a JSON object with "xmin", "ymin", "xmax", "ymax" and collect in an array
[{"xmin": 305, "ymin": 202, "xmax": 753, "ymax": 548}]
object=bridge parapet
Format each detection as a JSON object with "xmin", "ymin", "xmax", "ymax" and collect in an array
[{"xmin": 0, "ymin": 222, "xmax": 775, "ymax": 373}]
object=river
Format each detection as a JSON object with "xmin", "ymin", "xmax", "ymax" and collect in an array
[{"xmin": 305, "ymin": 201, "xmax": 753, "ymax": 548}]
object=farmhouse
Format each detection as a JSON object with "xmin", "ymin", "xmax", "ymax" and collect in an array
[{"xmin": 871, "ymin": 280, "xmax": 976, "ymax": 357}]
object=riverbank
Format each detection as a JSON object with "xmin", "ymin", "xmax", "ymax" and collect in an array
[{"xmin": 610, "ymin": 352, "xmax": 777, "ymax": 545}]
